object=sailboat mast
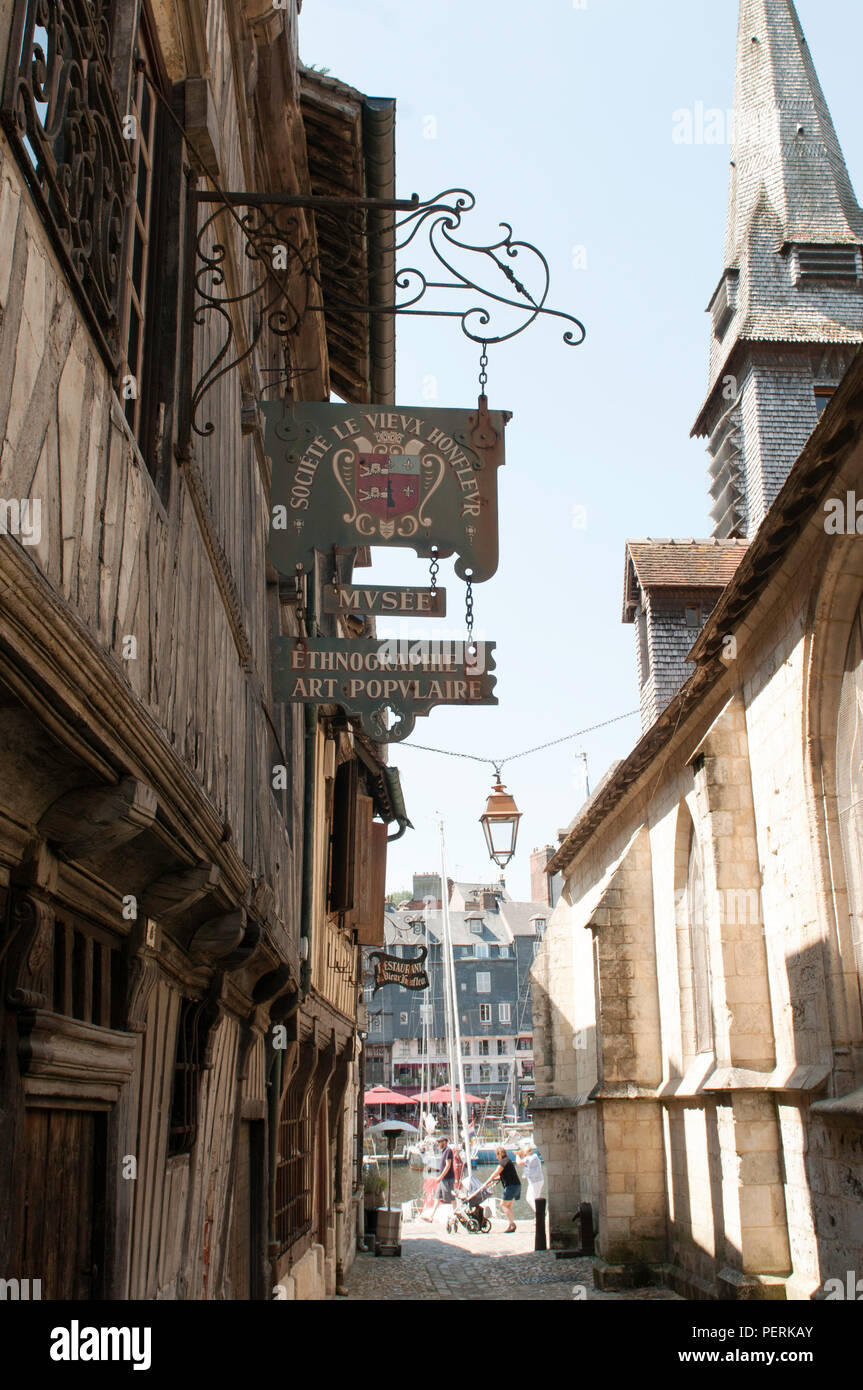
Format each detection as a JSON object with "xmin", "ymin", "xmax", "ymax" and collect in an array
[{"xmin": 438, "ymin": 820, "xmax": 473, "ymax": 1178}]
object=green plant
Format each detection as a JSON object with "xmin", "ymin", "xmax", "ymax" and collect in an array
[{"xmin": 363, "ymin": 1170, "xmax": 387, "ymax": 1206}]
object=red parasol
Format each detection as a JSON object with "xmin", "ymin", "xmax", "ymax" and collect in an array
[
  {"xmin": 363, "ymin": 1085, "xmax": 416, "ymax": 1106},
  {"xmin": 409, "ymin": 1084, "xmax": 484, "ymax": 1104}
]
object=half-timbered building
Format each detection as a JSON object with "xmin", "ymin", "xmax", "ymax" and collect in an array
[{"xmin": 0, "ymin": 0, "xmax": 399, "ymax": 1301}]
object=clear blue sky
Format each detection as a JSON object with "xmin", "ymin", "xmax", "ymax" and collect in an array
[{"xmin": 298, "ymin": 0, "xmax": 863, "ymax": 898}]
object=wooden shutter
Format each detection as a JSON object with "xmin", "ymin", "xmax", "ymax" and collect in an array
[{"xmin": 328, "ymin": 758, "xmax": 358, "ymax": 912}]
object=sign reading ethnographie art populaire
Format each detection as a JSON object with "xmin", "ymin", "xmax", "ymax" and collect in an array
[
  {"xmin": 271, "ymin": 636, "xmax": 497, "ymax": 743},
  {"xmin": 369, "ymin": 946, "xmax": 429, "ymax": 994},
  {"xmin": 261, "ymin": 400, "xmax": 509, "ymax": 583},
  {"xmin": 323, "ymin": 584, "xmax": 446, "ymax": 618}
]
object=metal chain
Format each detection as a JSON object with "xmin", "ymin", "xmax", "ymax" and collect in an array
[
  {"xmin": 403, "ymin": 709, "xmax": 640, "ymax": 769},
  {"xmin": 478, "ymin": 341, "xmax": 488, "ymax": 395},
  {"xmin": 464, "ymin": 574, "xmax": 475, "ymax": 654},
  {"xmin": 429, "ymin": 546, "xmax": 439, "ymax": 594},
  {"xmin": 295, "ymin": 564, "xmax": 305, "ymax": 628}
]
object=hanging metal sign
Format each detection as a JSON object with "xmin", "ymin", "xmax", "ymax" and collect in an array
[
  {"xmin": 272, "ymin": 636, "xmax": 497, "ymax": 742},
  {"xmin": 369, "ymin": 946, "xmax": 430, "ymax": 993},
  {"xmin": 262, "ymin": 399, "xmax": 509, "ymax": 584},
  {"xmin": 323, "ymin": 584, "xmax": 446, "ymax": 617}
]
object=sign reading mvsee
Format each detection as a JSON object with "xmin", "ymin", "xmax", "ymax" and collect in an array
[{"xmin": 323, "ymin": 584, "xmax": 446, "ymax": 617}]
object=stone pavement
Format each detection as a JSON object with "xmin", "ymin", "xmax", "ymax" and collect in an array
[{"xmin": 344, "ymin": 1217, "xmax": 681, "ymax": 1301}]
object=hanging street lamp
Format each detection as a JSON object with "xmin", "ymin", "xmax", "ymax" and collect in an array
[{"xmin": 479, "ymin": 769, "xmax": 522, "ymax": 869}]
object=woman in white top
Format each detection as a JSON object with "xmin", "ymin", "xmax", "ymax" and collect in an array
[{"xmin": 516, "ymin": 1143, "xmax": 544, "ymax": 1210}]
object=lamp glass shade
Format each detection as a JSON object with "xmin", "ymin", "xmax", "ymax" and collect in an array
[{"xmin": 479, "ymin": 781, "xmax": 522, "ymax": 868}]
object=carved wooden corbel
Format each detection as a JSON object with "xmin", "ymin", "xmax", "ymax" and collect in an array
[
  {"xmin": 5, "ymin": 892, "xmax": 54, "ymax": 1010},
  {"xmin": 218, "ymin": 918, "xmax": 263, "ymax": 973},
  {"xmin": 126, "ymin": 953, "xmax": 159, "ymax": 1034},
  {"xmin": 243, "ymin": 0, "xmax": 287, "ymax": 44},
  {"xmin": 250, "ymin": 876, "xmax": 275, "ymax": 927},
  {"xmin": 252, "ymin": 962, "xmax": 293, "ymax": 1006},
  {"xmin": 188, "ymin": 908, "xmax": 247, "ymax": 963},
  {"xmin": 38, "ymin": 777, "xmax": 157, "ymax": 861},
  {"xmin": 142, "ymin": 862, "xmax": 222, "ymax": 923}
]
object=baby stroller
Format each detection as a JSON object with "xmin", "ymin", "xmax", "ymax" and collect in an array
[{"xmin": 446, "ymin": 1177, "xmax": 492, "ymax": 1234}]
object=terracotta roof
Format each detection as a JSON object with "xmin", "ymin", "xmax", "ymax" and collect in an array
[{"xmin": 622, "ymin": 539, "xmax": 750, "ymax": 620}]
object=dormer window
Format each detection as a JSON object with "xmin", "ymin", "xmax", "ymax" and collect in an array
[
  {"xmin": 467, "ymin": 915, "xmax": 483, "ymax": 936},
  {"xmin": 709, "ymin": 270, "xmax": 739, "ymax": 340},
  {"xmin": 793, "ymin": 244, "xmax": 862, "ymax": 284}
]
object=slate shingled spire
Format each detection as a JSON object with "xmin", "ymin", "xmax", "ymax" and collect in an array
[{"xmin": 694, "ymin": 0, "xmax": 863, "ymax": 539}]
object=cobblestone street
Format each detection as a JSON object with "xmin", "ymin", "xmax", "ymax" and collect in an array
[{"xmin": 345, "ymin": 1217, "xmax": 681, "ymax": 1301}]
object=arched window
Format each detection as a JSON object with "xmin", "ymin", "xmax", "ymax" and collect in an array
[
  {"xmin": 836, "ymin": 606, "xmax": 863, "ymax": 978},
  {"xmin": 688, "ymin": 825, "xmax": 713, "ymax": 1055},
  {"xmin": 674, "ymin": 806, "xmax": 714, "ymax": 1069}
]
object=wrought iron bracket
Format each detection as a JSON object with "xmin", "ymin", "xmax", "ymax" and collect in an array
[{"xmin": 187, "ymin": 185, "xmax": 586, "ymax": 439}]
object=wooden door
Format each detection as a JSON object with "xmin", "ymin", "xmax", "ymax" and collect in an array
[
  {"xmin": 315, "ymin": 1104, "xmax": 328, "ymax": 1247},
  {"xmin": 230, "ymin": 1121, "xmax": 251, "ymax": 1299},
  {"xmin": 229, "ymin": 1120, "xmax": 264, "ymax": 1299},
  {"xmin": 18, "ymin": 1108, "xmax": 106, "ymax": 1299}
]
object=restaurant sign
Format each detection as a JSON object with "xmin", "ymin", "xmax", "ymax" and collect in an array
[
  {"xmin": 272, "ymin": 636, "xmax": 497, "ymax": 743},
  {"xmin": 323, "ymin": 584, "xmax": 446, "ymax": 618},
  {"xmin": 262, "ymin": 400, "xmax": 509, "ymax": 583},
  {"xmin": 369, "ymin": 946, "xmax": 429, "ymax": 993}
]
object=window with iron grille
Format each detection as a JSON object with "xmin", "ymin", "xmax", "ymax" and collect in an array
[
  {"xmin": 119, "ymin": 28, "xmax": 158, "ymax": 439},
  {"xmin": 1, "ymin": 1, "xmax": 176, "ymax": 482},
  {"xmin": 479, "ymin": 1064, "xmax": 491, "ymax": 1082},
  {"xmin": 167, "ymin": 997, "xmax": 207, "ymax": 1157},
  {"xmin": 0, "ymin": 0, "xmax": 133, "ymax": 367},
  {"xmin": 274, "ymin": 1087, "xmax": 313, "ymax": 1251}
]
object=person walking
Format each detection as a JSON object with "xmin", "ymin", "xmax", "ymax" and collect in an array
[
  {"xmin": 516, "ymin": 1142, "xmax": 544, "ymax": 1211},
  {"xmin": 423, "ymin": 1136, "xmax": 454, "ymax": 1222},
  {"xmin": 478, "ymin": 1146, "xmax": 521, "ymax": 1232}
]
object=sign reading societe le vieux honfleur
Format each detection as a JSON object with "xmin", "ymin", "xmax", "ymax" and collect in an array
[
  {"xmin": 271, "ymin": 636, "xmax": 497, "ymax": 743},
  {"xmin": 369, "ymin": 945, "xmax": 429, "ymax": 993},
  {"xmin": 261, "ymin": 400, "xmax": 509, "ymax": 583}
]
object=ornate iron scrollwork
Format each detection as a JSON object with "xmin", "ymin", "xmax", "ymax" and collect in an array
[
  {"xmin": 189, "ymin": 188, "xmax": 586, "ymax": 438},
  {"xmin": 389, "ymin": 189, "xmax": 586, "ymax": 348},
  {"xmin": 1, "ymin": 0, "xmax": 132, "ymax": 368}
]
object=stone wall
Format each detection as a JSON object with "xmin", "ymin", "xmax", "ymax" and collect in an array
[{"xmin": 533, "ymin": 413, "xmax": 863, "ymax": 1297}]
